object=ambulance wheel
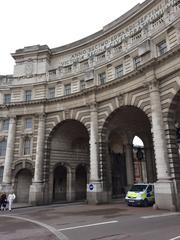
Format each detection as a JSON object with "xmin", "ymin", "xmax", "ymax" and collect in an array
[{"xmin": 143, "ymin": 199, "xmax": 148, "ymax": 207}]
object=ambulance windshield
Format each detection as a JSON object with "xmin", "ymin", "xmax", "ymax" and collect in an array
[{"xmin": 130, "ymin": 184, "xmax": 147, "ymax": 192}]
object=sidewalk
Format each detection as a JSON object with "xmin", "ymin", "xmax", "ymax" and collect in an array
[{"xmin": 13, "ymin": 202, "xmax": 32, "ymax": 209}]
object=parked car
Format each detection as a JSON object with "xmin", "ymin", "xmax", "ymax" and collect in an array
[{"xmin": 125, "ymin": 183, "xmax": 155, "ymax": 207}]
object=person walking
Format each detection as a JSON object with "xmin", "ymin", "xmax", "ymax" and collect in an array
[
  {"xmin": 7, "ymin": 192, "xmax": 16, "ymax": 211},
  {"xmin": 0, "ymin": 192, "xmax": 7, "ymax": 211}
]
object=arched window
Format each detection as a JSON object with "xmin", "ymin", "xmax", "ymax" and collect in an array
[{"xmin": 133, "ymin": 136, "xmax": 144, "ymax": 147}]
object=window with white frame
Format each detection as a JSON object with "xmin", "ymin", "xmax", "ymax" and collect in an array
[
  {"xmin": 0, "ymin": 139, "xmax": 7, "ymax": 156},
  {"xmin": 23, "ymin": 137, "xmax": 31, "ymax": 155},
  {"xmin": 64, "ymin": 84, "xmax": 71, "ymax": 95},
  {"xmin": 134, "ymin": 56, "xmax": 141, "ymax": 68},
  {"xmin": 98, "ymin": 72, "xmax": 106, "ymax": 85},
  {"xmin": 115, "ymin": 64, "xmax": 123, "ymax": 78},
  {"xmin": 25, "ymin": 118, "xmax": 32, "ymax": 129},
  {"xmin": 157, "ymin": 40, "xmax": 167, "ymax": 56},
  {"xmin": 2, "ymin": 119, "xmax": 9, "ymax": 131},
  {"xmin": 25, "ymin": 90, "xmax": 32, "ymax": 101},
  {"xmin": 48, "ymin": 87, "xmax": 55, "ymax": 99},
  {"xmin": 80, "ymin": 80, "xmax": 85, "ymax": 90},
  {"xmin": 4, "ymin": 94, "xmax": 11, "ymax": 104}
]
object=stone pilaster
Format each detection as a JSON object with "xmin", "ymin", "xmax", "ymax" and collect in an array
[
  {"xmin": 149, "ymin": 79, "xmax": 176, "ymax": 210},
  {"xmin": 144, "ymin": 147, "xmax": 155, "ymax": 183},
  {"xmin": 125, "ymin": 144, "xmax": 134, "ymax": 188},
  {"xmin": 1, "ymin": 117, "xmax": 16, "ymax": 192},
  {"xmin": 89, "ymin": 104, "xmax": 99, "ymax": 182},
  {"xmin": 29, "ymin": 114, "xmax": 45, "ymax": 205},
  {"xmin": 87, "ymin": 104, "xmax": 104, "ymax": 204},
  {"xmin": 67, "ymin": 169, "xmax": 76, "ymax": 202}
]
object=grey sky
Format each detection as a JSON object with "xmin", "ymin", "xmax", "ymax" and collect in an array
[{"xmin": 0, "ymin": 0, "xmax": 144, "ymax": 75}]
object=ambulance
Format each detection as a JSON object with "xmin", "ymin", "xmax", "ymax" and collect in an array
[{"xmin": 125, "ymin": 183, "xmax": 155, "ymax": 207}]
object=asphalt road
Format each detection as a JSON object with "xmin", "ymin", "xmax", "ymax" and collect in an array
[{"xmin": 0, "ymin": 202, "xmax": 180, "ymax": 240}]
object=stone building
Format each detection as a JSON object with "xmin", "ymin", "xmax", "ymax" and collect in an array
[{"xmin": 0, "ymin": 0, "xmax": 180, "ymax": 210}]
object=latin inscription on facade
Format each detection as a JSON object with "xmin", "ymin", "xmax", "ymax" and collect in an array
[{"xmin": 59, "ymin": 0, "xmax": 178, "ymax": 66}]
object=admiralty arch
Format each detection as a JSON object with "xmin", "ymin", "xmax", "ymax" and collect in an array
[{"xmin": 0, "ymin": 0, "xmax": 180, "ymax": 211}]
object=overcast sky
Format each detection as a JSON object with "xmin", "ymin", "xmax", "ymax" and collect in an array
[{"xmin": 1, "ymin": 0, "xmax": 144, "ymax": 75}]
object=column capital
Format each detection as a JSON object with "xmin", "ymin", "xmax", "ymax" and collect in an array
[
  {"xmin": 35, "ymin": 113, "xmax": 46, "ymax": 120},
  {"xmin": 8, "ymin": 114, "xmax": 17, "ymax": 120},
  {"xmin": 148, "ymin": 79, "xmax": 159, "ymax": 92},
  {"xmin": 89, "ymin": 102, "xmax": 97, "ymax": 112}
]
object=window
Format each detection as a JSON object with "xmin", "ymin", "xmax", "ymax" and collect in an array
[
  {"xmin": 64, "ymin": 84, "xmax": 71, "ymax": 95},
  {"xmin": 25, "ymin": 118, "xmax": 32, "ymax": 129},
  {"xmin": 24, "ymin": 137, "xmax": 31, "ymax": 155},
  {"xmin": 134, "ymin": 56, "xmax": 141, "ymax": 68},
  {"xmin": 81, "ymin": 60, "xmax": 88, "ymax": 69},
  {"xmin": 0, "ymin": 167, "xmax": 3, "ymax": 183},
  {"xmin": 147, "ymin": 185, "xmax": 152, "ymax": 192},
  {"xmin": 98, "ymin": 72, "xmax": 106, "ymax": 85},
  {"xmin": 64, "ymin": 65, "xmax": 72, "ymax": 73},
  {"xmin": 114, "ymin": 43, "xmax": 122, "ymax": 53},
  {"xmin": 0, "ymin": 139, "xmax": 7, "ymax": 156},
  {"xmin": 2, "ymin": 119, "xmax": 9, "ymax": 131},
  {"xmin": 48, "ymin": 87, "xmax": 55, "ymax": 99},
  {"xmin": 4, "ymin": 94, "xmax": 11, "ymax": 104},
  {"xmin": 25, "ymin": 90, "xmax": 32, "ymax": 101},
  {"xmin": 157, "ymin": 40, "xmax": 167, "ymax": 55},
  {"xmin": 49, "ymin": 69, "xmax": 56, "ymax": 76},
  {"xmin": 80, "ymin": 80, "xmax": 85, "ymax": 90},
  {"xmin": 115, "ymin": 65, "xmax": 123, "ymax": 78},
  {"xmin": 97, "ymin": 53, "xmax": 106, "ymax": 62}
]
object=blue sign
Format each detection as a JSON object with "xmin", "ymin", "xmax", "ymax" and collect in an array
[{"xmin": 89, "ymin": 184, "xmax": 94, "ymax": 191}]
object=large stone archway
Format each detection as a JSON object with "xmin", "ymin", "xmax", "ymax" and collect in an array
[
  {"xmin": 101, "ymin": 106, "xmax": 156, "ymax": 199},
  {"xmin": 167, "ymin": 91, "xmax": 180, "ymax": 210},
  {"xmin": 47, "ymin": 119, "xmax": 90, "ymax": 203}
]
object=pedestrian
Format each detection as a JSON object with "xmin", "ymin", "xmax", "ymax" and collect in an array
[
  {"xmin": 0, "ymin": 192, "xmax": 7, "ymax": 211},
  {"xmin": 7, "ymin": 192, "xmax": 16, "ymax": 211}
]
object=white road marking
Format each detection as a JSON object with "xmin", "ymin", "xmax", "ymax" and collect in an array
[
  {"xmin": 169, "ymin": 237, "xmax": 180, "ymax": 240},
  {"xmin": 141, "ymin": 212, "xmax": 180, "ymax": 219},
  {"xmin": 58, "ymin": 220, "xmax": 118, "ymax": 231},
  {"xmin": 0, "ymin": 215, "xmax": 69, "ymax": 240}
]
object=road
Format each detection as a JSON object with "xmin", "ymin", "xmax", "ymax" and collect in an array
[{"xmin": 0, "ymin": 202, "xmax": 180, "ymax": 240}]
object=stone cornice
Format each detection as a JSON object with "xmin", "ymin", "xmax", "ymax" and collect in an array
[{"xmin": 12, "ymin": 45, "xmax": 52, "ymax": 59}]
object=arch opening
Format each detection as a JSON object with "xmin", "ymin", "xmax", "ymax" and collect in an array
[
  {"xmin": 15, "ymin": 169, "xmax": 32, "ymax": 203},
  {"xmin": 132, "ymin": 136, "xmax": 147, "ymax": 183},
  {"xmin": 53, "ymin": 165, "xmax": 67, "ymax": 201},
  {"xmin": 101, "ymin": 106, "xmax": 156, "ymax": 199},
  {"xmin": 47, "ymin": 119, "xmax": 90, "ymax": 203},
  {"xmin": 75, "ymin": 164, "xmax": 87, "ymax": 200}
]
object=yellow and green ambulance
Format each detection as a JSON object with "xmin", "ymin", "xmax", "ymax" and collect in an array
[{"xmin": 125, "ymin": 183, "xmax": 155, "ymax": 207}]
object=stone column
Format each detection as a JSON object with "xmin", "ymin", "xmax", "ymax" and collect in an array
[
  {"xmin": 1, "ymin": 117, "xmax": 16, "ymax": 192},
  {"xmin": 149, "ymin": 79, "xmax": 176, "ymax": 210},
  {"xmin": 87, "ymin": 104, "xmax": 104, "ymax": 204},
  {"xmin": 90, "ymin": 104, "xmax": 99, "ymax": 182},
  {"xmin": 29, "ymin": 114, "xmax": 45, "ymax": 205},
  {"xmin": 125, "ymin": 144, "xmax": 134, "ymax": 188}
]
